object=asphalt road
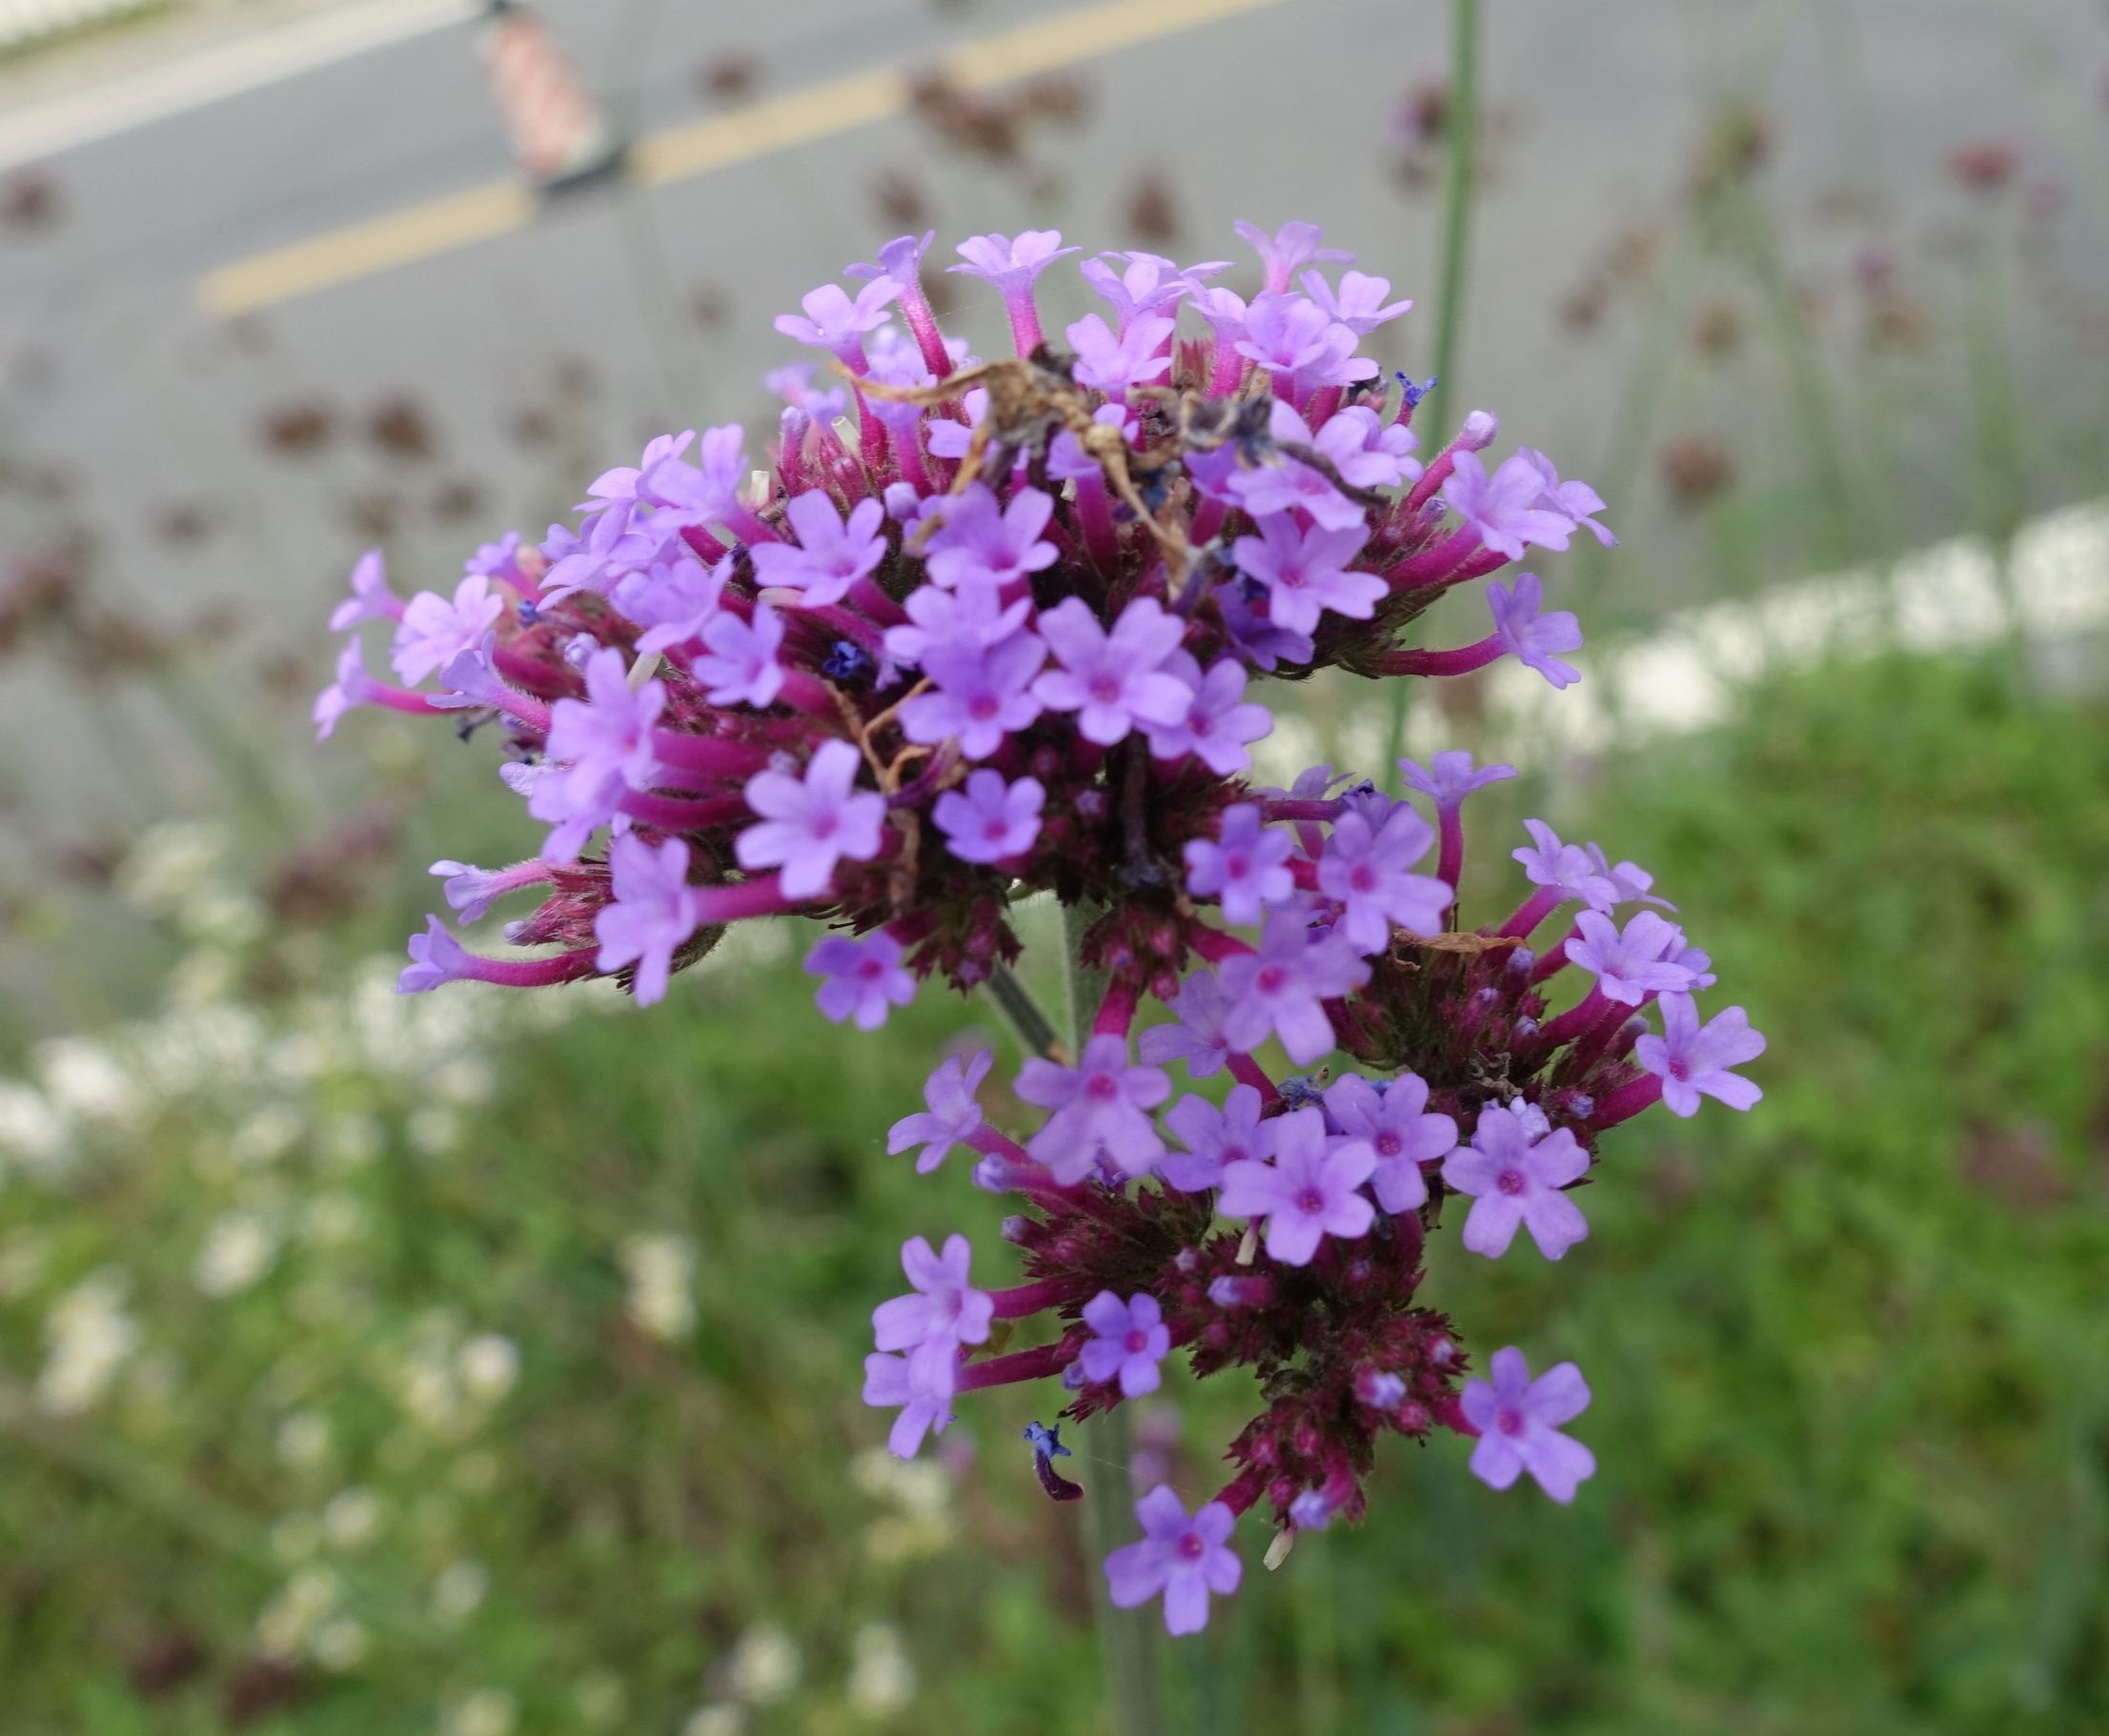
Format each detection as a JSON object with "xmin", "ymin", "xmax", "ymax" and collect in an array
[{"xmin": 1, "ymin": 0, "xmax": 2105, "ymax": 856}]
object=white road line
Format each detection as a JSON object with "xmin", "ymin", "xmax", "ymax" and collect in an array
[
  {"xmin": 0, "ymin": 0, "xmax": 479, "ymax": 173},
  {"xmin": 1254, "ymin": 498, "xmax": 2109, "ymax": 783}
]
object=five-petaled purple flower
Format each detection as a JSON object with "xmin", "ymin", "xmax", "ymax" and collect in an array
[
  {"xmin": 1030, "ymin": 597, "xmax": 1191, "ymax": 745},
  {"xmin": 1317, "ymin": 804, "xmax": 1451, "ymax": 953},
  {"xmin": 888, "ymin": 1049, "xmax": 994, "ymax": 1173},
  {"xmin": 751, "ymin": 493, "xmax": 888, "ymax": 606},
  {"xmin": 1442, "ymin": 1102, "xmax": 1591, "ymax": 1260},
  {"xmin": 1399, "ymin": 750, "xmax": 1517, "ymax": 810},
  {"xmin": 1229, "ymin": 515, "xmax": 1383, "ymax": 636},
  {"xmin": 932, "ymin": 769, "xmax": 1045, "ymax": 864},
  {"xmin": 1015, "ymin": 1034, "xmax": 1170, "ymax": 1182},
  {"xmin": 805, "ymin": 929, "xmax": 917, "ymax": 1029},
  {"xmin": 1218, "ymin": 912, "xmax": 1371, "ymax": 1065},
  {"xmin": 1162, "ymin": 1083, "xmax": 1274, "ymax": 1193},
  {"xmin": 1218, "ymin": 1107, "xmax": 1376, "ymax": 1266},
  {"xmin": 1323, "ymin": 1072, "xmax": 1457, "ymax": 1213},
  {"xmin": 873, "ymin": 1232, "xmax": 993, "ymax": 1384},
  {"xmin": 532, "ymin": 648, "xmax": 666, "ymax": 860},
  {"xmin": 1441, "ymin": 449, "xmax": 1581, "ymax": 561},
  {"xmin": 1138, "ymin": 968, "xmax": 1235, "ymax": 1079},
  {"xmin": 1461, "ymin": 1346, "xmax": 1597, "ymax": 1503},
  {"xmin": 1489, "ymin": 573, "xmax": 1585, "ymax": 690},
  {"xmin": 1079, "ymin": 1291, "xmax": 1173, "ymax": 1397},
  {"xmin": 923, "ymin": 484, "xmax": 1060, "ymax": 591},
  {"xmin": 1145, "ymin": 655, "xmax": 1273, "ymax": 776},
  {"xmin": 738, "ymin": 739, "xmax": 888, "ymax": 899},
  {"xmin": 901, "ymin": 634, "xmax": 1047, "ymax": 760},
  {"xmin": 862, "ymin": 1348, "xmax": 954, "ymax": 1460},
  {"xmin": 595, "ymin": 835, "xmax": 702, "ymax": 1006},
  {"xmin": 1105, "ymin": 1485, "xmax": 1244, "ymax": 1636},
  {"xmin": 1636, "ymin": 993, "xmax": 1765, "ymax": 1116},
  {"xmin": 1183, "ymin": 804, "xmax": 1294, "ymax": 927},
  {"xmin": 1567, "ymin": 909, "xmax": 1695, "ymax": 1006}
]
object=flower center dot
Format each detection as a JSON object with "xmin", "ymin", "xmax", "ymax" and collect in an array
[
  {"xmin": 1496, "ymin": 1168, "xmax": 1526, "ymax": 1197},
  {"xmin": 1295, "ymin": 1186, "xmax": 1327, "ymax": 1215}
]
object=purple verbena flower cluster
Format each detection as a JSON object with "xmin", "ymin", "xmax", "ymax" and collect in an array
[{"xmin": 316, "ymin": 220, "xmax": 1765, "ymax": 1636}]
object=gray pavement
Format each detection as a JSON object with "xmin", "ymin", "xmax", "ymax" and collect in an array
[{"xmin": 1, "ymin": 0, "xmax": 2106, "ymax": 888}]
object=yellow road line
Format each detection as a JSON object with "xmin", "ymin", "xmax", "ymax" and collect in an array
[{"xmin": 194, "ymin": 0, "xmax": 1291, "ymax": 318}]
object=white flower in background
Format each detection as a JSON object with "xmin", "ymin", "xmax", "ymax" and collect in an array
[
  {"xmin": 34, "ymin": 1037, "xmax": 137, "ymax": 1127},
  {"xmin": 311, "ymin": 1616, "xmax": 369, "ymax": 1671},
  {"xmin": 232, "ymin": 1104, "xmax": 303, "ymax": 1168},
  {"xmin": 681, "ymin": 1706, "xmax": 746, "ymax": 1736},
  {"xmin": 407, "ymin": 1106, "xmax": 459, "ymax": 1156},
  {"xmin": 727, "ymin": 1625, "xmax": 801, "ymax": 1706},
  {"xmin": 254, "ymin": 1565, "xmax": 340, "ymax": 1658},
  {"xmin": 457, "ymin": 1334, "xmax": 520, "ymax": 1403},
  {"xmin": 300, "ymin": 1192, "xmax": 367, "ymax": 1247},
  {"xmin": 428, "ymin": 1058, "xmax": 494, "ymax": 1106},
  {"xmin": 321, "ymin": 1114, "xmax": 383, "ymax": 1171},
  {"xmin": 0, "ymin": 1082, "xmax": 71, "ymax": 1179},
  {"xmin": 619, "ymin": 1233, "xmax": 698, "ymax": 1342},
  {"xmin": 0, "ymin": 1232, "xmax": 48, "ymax": 1300},
  {"xmin": 850, "ymin": 1449, "xmax": 956, "ymax": 1564},
  {"xmin": 117, "ymin": 820, "xmax": 229, "ymax": 918},
  {"xmin": 440, "ymin": 1687, "xmax": 517, "ymax": 1736},
  {"xmin": 36, "ymin": 1268, "xmax": 140, "ymax": 1415},
  {"xmin": 847, "ymin": 1624, "xmax": 916, "ymax": 1716},
  {"xmin": 321, "ymin": 1487, "xmax": 383, "ymax": 1551},
  {"xmin": 167, "ymin": 947, "xmax": 241, "ymax": 1008},
  {"xmin": 193, "ymin": 1211, "xmax": 278, "ymax": 1298},
  {"xmin": 432, "ymin": 1559, "xmax": 490, "ymax": 1625},
  {"xmin": 271, "ymin": 1513, "xmax": 323, "ymax": 1563},
  {"xmin": 276, "ymin": 1411, "xmax": 332, "ymax": 1469}
]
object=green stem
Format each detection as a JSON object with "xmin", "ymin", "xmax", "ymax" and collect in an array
[
  {"xmin": 1063, "ymin": 898, "xmax": 1161, "ymax": 1734},
  {"xmin": 1385, "ymin": 0, "xmax": 1479, "ymax": 779},
  {"xmin": 983, "ymin": 960, "xmax": 1065, "ymax": 1061}
]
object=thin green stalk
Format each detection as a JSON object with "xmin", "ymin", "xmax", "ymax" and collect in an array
[
  {"xmin": 1064, "ymin": 898, "xmax": 1161, "ymax": 1734},
  {"xmin": 1384, "ymin": 0, "xmax": 1479, "ymax": 779},
  {"xmin": 984, "ymin": 959, "xmax": 1065, "ymax": 1061}
]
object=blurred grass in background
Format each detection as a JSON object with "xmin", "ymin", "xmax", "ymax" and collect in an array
[{"xmin": 3, "ymin": 648, "xmax": 2104, "ymax": 1735}]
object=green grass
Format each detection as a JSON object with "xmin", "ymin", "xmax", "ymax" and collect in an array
[{"xmin": 2, "ymin": 648, "xmax": 2106, "ymax": 1734}]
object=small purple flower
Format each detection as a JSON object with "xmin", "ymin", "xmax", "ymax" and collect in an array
[
  {"xmin": 1308, "ymin": 402, "xmax": 1419, "ymax": 491},
  {"xmin": 1214, "ymin": 577, "xmax": 1316, "ymax": 671},
  {"xmin": 1233, "ymin": 292, "xmax": 1375, "ymax": 394},
  {"xmin": 1489, "ymin": 573, "xmax": 1584, "ymax": 690},
  {"xmin": 594, "ymin": 835, "xmax": 703, "ymax": 1005},
  {"xmin": 750, "ymin": 493, "xmax": 888, "ymax": 606},
  {"xmin": 1516, "ymin": 448, "xmax": 1614, "ymax": 548},
  {"xmin": 1030, "ymin": 596, "xmax": 1191, "ymax": 746},
  {"xmin": 773, "ymin": 278, "xmax": 901, "ymax": 366},
  {"xmin": 1218, "ymin": 911, "xmax": 1371, "ymax": 1065},
  {"xmin": 873, "ymin": 1232, "xmax": 993, "ymax": 1384},
  {"xmin": 1440, "ymin": 450, "xmax": 1580, "ymax": 562},
  {"xmin": 428, "ymin": 858, "xmax": 546, "ymax": 925},
  {"xmin": 533, "ymin": 649, "xmax": 667, "ymax": 860},
  {"xmin": 1065, "ymin": 312, "xmax": 1176, "ymax": 397},
  {"xmin": 933, "ymin": 769, "xmax": 1044, "ymax": 864},
  {"xmin": 1513, "ymin": 819, "xmax": 1621, "ymax": 910},
  {"xmin": 1138, "ymin": 968, "xmax": 1235, "ymax": 1079},
  {"xmin": 737, "ymin": 738, "xmax": 888, "ymax": 900},
  {"xmin": 1143, "ymin": 655, "xmax": 1273, "ymax": 776},
  {"xmin": 540, "ymin": 501, "xmax": 658, "ymax": 599},
  {"xmin": 391, "ymin": 575, "xmax": 506, "ymax": 686},
  {"xmin": 1233, "ymin": 218, "xmax": 1354, "ymax": 293},
  {"xmin": 1299, "ymin": 267, "xmax": 1412, "ymax": 334},
  {"xmin": 1015, "ymin": 1034, "xmax": 1170, "ymax": 1183},
  {"xmin": 397, "ymin": 915, "xmax": 474, "ymax": 993},
  {"xmin": 1398, "ymin": 750, "xmax": 1516, "ymax": 810},
  {"xmin": 805, "ymin": 929, "xmax": 917, "ymax": 1029},
  {"xmin": 1230, "ymin": 515, "xmax": 1384, "ymax": 637},
  {"xmin": 1316, "ymin": 804, "xmax": 1451, "ymax": 953},
  {"xmin": 313, "ymin": 637, "xmax": 375, "ymax": 740},
  {"xmin": 862, "ymin": 1349, "xmax": 954, "ymax": 1460},
  {"xmin": 1079, "ymin": 1291, "xmax": 1172, "ymax": 1397},
  {"xmin": 899, "ymin": 633, "xmax": 1047, "ymax": 760},
  {"xmin": 888, "ymin": 1049, "xmax": 995, "ymax": 1173},
  {"xmin": 1461, "ymin": 1346, "xmax": 1596, "ymax": 1503},
  {"xmin": 1162, "ymin": 1083, "xmax": 1273, "ymax": 1192},
  {"xmin": 1582, "ymin": 843, "xmax": 1674, "ymax": 911},
  {"xmin": 1636, "ymin": 993, "xmax": 1765, "ymax": 1117},
  {"xmin": 329, "ymin": 549, "xmax": 404, "ymax": 630},
  {"xmin": 1442, "ymin": 1101, "xmax": 1591, "ymax": 1260},
  {"xmin": 1567, "ymin": 910, "xmax": 1696, "ymax": 1006},
  {"xmin": 1105, "ymin": 1485, "xmax": 1243, "ymax": 1636},
  {"xmin": 693, "ymin": 601, "xmax": 787, "ymax": 709},
  {"xmin": 1219, "ymin": 403, "xmax": 1367, "ymax": 532},
  {"xmin": 948, "ymin": 229, "xmax": 1079, "ymax": 294},
  {"xmin": 1183, "ymin": 804, "xmax": 1295, "ymax": 926},
  {"xmin": 615, "ymin": 555, "xmax": 727, "ymax": 656},
  {"xmin": 923, "ymin": 484, "xmax": 1060, "ymax": 591},
  {"xmin": 1323, "ymin": 1072, "xmax": 1456, "ymax": 1213},
  {"xmin": 1217, "ymin": 1107, "xmax": 1376, "ymax": 1265},
  {"xmin": 882, "ymin": 580, "xmax": 1031, "ymax": 664}
]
